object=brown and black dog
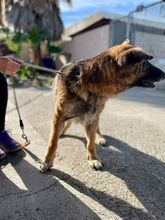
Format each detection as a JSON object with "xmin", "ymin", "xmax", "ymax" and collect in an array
[{"xmin": 40, "ymin": 40, "xmax": 165, "ymax": 172}]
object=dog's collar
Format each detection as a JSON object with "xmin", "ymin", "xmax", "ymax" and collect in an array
[{"xmin": 62, "ymin": 62, "xmax": 99, "ymax": 115}]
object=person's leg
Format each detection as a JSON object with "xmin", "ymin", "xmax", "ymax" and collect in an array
[
  {"xmin": 0, "ymin": 73, "xmax": 21, "ymax": 154},
  {"xmin": 0, "ymin": 73, "xmax": 7, "ymax": 160},
  {"xmin": 0, "ymin": 72, "xmax": 8, "ymax": 132}
]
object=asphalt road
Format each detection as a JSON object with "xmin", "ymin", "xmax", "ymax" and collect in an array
[{"xmin": 0, "ymin": 86, "xmax": 165, "ymax": 220}]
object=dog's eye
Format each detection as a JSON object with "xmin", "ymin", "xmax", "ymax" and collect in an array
[
  {"xmin": 143, "ymin": 60, "xmax": 149, "ymax": 68},
  {"xmin": 143, "ymin": 60, "xmax": 150, "ymax": 74}
]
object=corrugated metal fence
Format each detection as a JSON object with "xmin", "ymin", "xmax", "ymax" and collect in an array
[
  {"xmin": 110, "ymin": 1, "xmax": 165, "ymax": 59},
  {"xmin": 110, "ymin": 1, "xmax": 165, "ymax": 88}
]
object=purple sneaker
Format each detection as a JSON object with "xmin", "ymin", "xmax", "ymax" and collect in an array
[
  {"xmin": 0, "ymin": 131, "xmax": 22, "ymax": 152},
  {"xmin": 0, "ymin": 148, "xmax": 6, "ymax": 160}
]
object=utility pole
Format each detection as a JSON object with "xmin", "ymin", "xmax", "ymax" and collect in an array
[{"xmin": 126, "ymin": 5, "xmax": 144, "ymax": 40}]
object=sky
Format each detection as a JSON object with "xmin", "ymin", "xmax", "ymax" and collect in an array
[{"xmin": 60, "ymin": 0, "xmax": 165, "ymax": 27}]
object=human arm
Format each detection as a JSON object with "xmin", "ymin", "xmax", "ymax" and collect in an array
[{"xmin": 0, "ymin": 56, "xmax": 23, "ymax": 76}]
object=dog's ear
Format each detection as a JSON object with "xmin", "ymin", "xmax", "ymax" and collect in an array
[
  {"xmin": 117, "ymin": 48, "xmax": 153, "ymax": 66},
  {"xmin": 122, "ymin": 39, "xmax": 130, "ymax": 45}
]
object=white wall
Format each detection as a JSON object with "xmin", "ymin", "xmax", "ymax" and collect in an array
[
  {"xmin": 63, "ymin": 25, "xmax": 110, "ymax": 61},
  {"xmin": 135, "ymin": 31, "xmax": 165, "ymax": 58}
]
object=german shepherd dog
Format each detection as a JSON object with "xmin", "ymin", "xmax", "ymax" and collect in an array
[{"xmin": 40, "ymin": 40, "xmax": 165, "ymax": 173}]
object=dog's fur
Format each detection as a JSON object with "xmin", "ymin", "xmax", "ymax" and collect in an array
[{"xmin": 40, "ymin": 40, "xmax": 165, "ymax": 172}]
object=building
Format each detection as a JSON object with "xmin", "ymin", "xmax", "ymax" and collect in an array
[
  {"xmin": 63, "ymin": 12, "xmax": 114, "ymax": 61},
  {"xmin": 62, "ymin": 12, "xmax": 165, "ymax": 89},
  {"xmin": 62, "ymin": 12, "xmax": 165, "ymax": 62}
]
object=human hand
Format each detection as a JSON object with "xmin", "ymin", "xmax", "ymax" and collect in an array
[{"xmin": 0, "ymin": 56, "xmax": 24, "ymax": 76}]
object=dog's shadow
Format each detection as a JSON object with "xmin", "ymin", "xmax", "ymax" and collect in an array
[
  {"xmin": 61, "ymin": 134, "xmax": 165, "ymax": 219},
  {"xmin": 0, "ymin": 148, "xmax": 147, "ymax": 220},
  {"xmin": 0, "ymin": 150, "xmax": 101, "ymax": 220},
  {"xmin": 11, "ymin": 149, "xmax": 157, "ymax": 219},
  {"xmin": 0, "ymin": 134, "xmax": 164, "ymax": 219}
]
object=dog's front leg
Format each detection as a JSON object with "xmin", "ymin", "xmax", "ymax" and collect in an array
[
  {"xmin": 60, "ymin": 120, "xmax": 72, "ymax": 137},
  {"xmin": 40, "ymin": 110, "xmax": 63, "ymax": 173},
  {"xmin": 85, "ymin": 120, "xmax": 103, "ymax": 170}
]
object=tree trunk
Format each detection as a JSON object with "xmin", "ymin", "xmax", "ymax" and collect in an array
[
  {"xmin": 0, "ymin": 0, "xmax": 6, "ymax": 26},
  {"xmin": 29, "ymin": 45, "xmax": 42, "ymax": 65}
]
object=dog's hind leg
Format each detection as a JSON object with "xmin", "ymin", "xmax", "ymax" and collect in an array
[
  {"xmin": 95, "ymin": 126, "xmax": 107, "ymax": 146},
  {"xmin": 60, "ymin": 120, "xmax": 72, "ymax": 137},
  {"xmin": 40, "ymin": 110, "xmax": 63, "ymax": 173},
  {"xmin": 85, "ymin": 120, "xmax": 103, "ymax": 170}
]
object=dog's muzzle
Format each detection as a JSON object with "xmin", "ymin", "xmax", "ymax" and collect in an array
[{"xmin": 161, "ymin": 72, "xmax": 165, "ymax": 80}]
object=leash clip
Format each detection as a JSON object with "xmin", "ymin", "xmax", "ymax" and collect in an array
[{"xmin": 21, "ymin": 132, "xmax": 30, "ymax": 147}]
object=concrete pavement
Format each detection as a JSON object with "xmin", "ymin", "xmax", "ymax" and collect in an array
[{"xmin": 0, "ymin": 86, "xmax": 165, "ymax": 220}]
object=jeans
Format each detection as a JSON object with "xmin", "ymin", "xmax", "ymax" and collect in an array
[{"xmin": 0, "ymin": 73, "xmax": 8, "ymax": 131}]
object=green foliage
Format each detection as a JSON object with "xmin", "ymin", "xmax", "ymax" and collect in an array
[
  {"xmin": 11, "ymin": 66, "xmax": 38, "ymax": 84},
  {"xmin": 0, "ymin": 27, "xmax": 10, "ymax": 36},
  {"xmin": 0, "ymin": 27, "xmax": 28, "ymax": 55},
  {"xmin": 10, "ymin": 66, "xmax": 53, "ymax": 87},
  {"xmin": 0, "ymin": 25, "xmax": 62, "ymax": 56},
  {"xmin": 18, "ymin": 66, "xmax": 38, "ymax": 80},
  {"xmin": 12, "ymin": 32, "xmax": 28, "ymax": 44},
  {"xmin": 0, "ymin": 25, "xmax": 48, "ymax": 53},
  {"xmin": 5, "ymin": 38, "xmax": 19, "ymax": 54},
  {"xmin": 29, "ymin": 25, "xmax": 47, "ymax": 47},
  {"xmin": 0, "ymin": 26, "xmax": 58, "ymax": 86},
  {"xmin": 48, "ymin": 44, "xmax": 61, "ymax": 54},
  {"xmin": 9, "ymin": 32, "xmax": 28, "ymax": 55}
]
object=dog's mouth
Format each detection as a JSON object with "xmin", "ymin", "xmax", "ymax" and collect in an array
[
  {"xmin": 141, "ymin": 80, "xmax": 155, "ymax": 88},
  {"xmin": 134, "ymin": 80, "xmax": 155, "ymax": 88}
]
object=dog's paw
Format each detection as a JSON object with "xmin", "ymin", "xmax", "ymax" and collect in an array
[
  {"xmin": 96, "ymin": 137, "xmax": 107, "ymax": 146},
  {"xmin": 40, "ymin": 161, "xmax": 53, "ymax": 173},
  {"xmin": 88, "ymin": 159, "xmax": 104, "ymax": 170}
]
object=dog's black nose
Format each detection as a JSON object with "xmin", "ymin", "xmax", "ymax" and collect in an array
[{"xmin": 158, "ymin": 68, "xmax": 165, "ymax": 80}]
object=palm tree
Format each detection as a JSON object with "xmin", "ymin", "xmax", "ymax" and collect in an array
[
  {"xmin": 0, "ymin": 0, "xmax": 6, "ymax": 26},
  {"xmin": 3, "ymin": 0, "xmax": 71, "ymax": 64}
]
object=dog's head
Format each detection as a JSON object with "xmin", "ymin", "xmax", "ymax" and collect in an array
[
  {"xmin": 113, "ymin": 40, "xmax": 165, "ymax": 88},
  {"xmin": 133, "ymin": 61, "xmax": 165, "ymax": 88}
]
